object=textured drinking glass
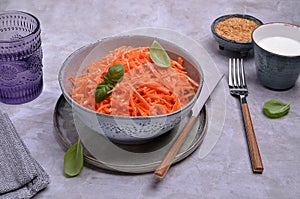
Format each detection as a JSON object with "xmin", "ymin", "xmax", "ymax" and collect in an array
[{"xmin": 0, "ymin": 11, "xmax": 43, "ymax": 104}]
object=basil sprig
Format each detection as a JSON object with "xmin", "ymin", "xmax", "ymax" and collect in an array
[
  {"xmin": 64, "ymin": 138, "xmax": 84, "ymax": 177},
  {"xmin": 95, "ymin": 64, "xmax": 124, "ymax": 103},
  {"xmin": 150, "ymin": 40, "xmax": 171, "ymax": 68},
  {"xmin": 263, "ymin": 99, "xmax": 291, "ymax": 118}
]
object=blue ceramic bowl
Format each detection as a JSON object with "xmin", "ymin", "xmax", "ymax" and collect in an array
[{"xmin": 211, "ymin": 14, "xmax": 263, "ymax": 56}]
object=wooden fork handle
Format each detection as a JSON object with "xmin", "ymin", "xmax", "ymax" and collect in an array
[{"xmin": 241, "ymin": 102, "xmax": 264, "ymax": 173}]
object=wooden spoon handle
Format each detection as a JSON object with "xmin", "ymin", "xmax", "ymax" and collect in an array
[
  {"xmin": 154, "ymin": 116, "xmax": 197, "ymax": 180},
  {"xmin": 241, "ymin": 102, "xmax": 264, "ymax": 173}
]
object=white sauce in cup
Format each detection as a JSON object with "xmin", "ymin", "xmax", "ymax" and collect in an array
[{"xmin": 258, "ymin": 36, "xmax": 300, "ymax": 56}]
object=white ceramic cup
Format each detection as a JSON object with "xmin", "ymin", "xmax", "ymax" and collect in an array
[{"xmin": 252, "ymin": 23, "xmax": 300, "ymax": 90}]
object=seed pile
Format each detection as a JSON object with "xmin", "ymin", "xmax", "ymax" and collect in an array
[{"xmin": 215, "ymin": 17, "xmax": 259, "ymax": 42}]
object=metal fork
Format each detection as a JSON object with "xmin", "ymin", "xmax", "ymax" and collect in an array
[{"xmin": 229, "ymin": 58, "xmax": 264, "ymax": 173}]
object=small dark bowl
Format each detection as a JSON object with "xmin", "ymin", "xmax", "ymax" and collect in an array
[{"xmin": 211, "ymin": 14, "xmax": 263, "ymax": 56}]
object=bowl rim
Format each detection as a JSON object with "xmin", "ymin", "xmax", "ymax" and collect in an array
[
  {"xmin": 211, "ymin": 13, "xmax": 263, "ymax": 45},
  {"xmin": 58, "ymin": 34, "xmax": 204, "ymax": 120}
]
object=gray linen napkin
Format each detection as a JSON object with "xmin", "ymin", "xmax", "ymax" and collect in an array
[{"xmin": 0, "ymin": 110, "xmax": 50, "ymax": 199}]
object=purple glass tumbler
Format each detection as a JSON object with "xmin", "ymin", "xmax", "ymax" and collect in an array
[{"xmin": 0, "ymin": 11, "xmax": 43, "ymax": 104}]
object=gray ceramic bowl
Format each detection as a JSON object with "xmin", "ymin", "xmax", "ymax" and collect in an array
[
  {"xmin": 211, "ymin": 14, "xmax": 263, "ymax": 56},
  {"xmin": 58, "ymin": 35, "xmax": 203, "ymax": 144}
]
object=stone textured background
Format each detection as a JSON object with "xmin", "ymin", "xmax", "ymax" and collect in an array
[{"xmin": 1, "ymin": 0, "xmax": 299, "ymax": 198}]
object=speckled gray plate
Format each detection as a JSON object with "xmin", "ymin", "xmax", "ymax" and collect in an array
[{"xmin": 53, "ymin": 95, "xmax": 207, "ymax": 173}]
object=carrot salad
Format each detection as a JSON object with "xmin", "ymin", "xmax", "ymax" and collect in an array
[{"xmin": 69, "ymin": 46, "xmax": 199, "ymax": 116}]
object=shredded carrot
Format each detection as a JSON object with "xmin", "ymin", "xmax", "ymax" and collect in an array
[{"xmin": 68, "ymin": 46, "xmax": 199, "ymax": 116}]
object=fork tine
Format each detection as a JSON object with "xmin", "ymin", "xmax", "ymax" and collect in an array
[
  {"xmin": 229, "ymin": 58, "xmax": 233, "ymax": 86},
  {"xmin": 237, "ymin": 58, "xmax": 241, "ymax": 86},
  {"xmin": 240, "ymin": 58, "xmax": 246, "ymax": 87},
  {"xmin": 233, "ymin": 58, "xmax": 238, "ymax": 87}
]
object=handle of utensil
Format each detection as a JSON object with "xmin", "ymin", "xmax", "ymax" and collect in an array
[
  {"xmin": 154, "ymin": 116, "xmax": 197, "ymax": 180},
  {"xmin": 241, "ymin": 102, "xmax": 264, "ymax": 173}
]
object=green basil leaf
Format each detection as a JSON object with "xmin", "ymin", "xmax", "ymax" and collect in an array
[
  {"xmin": 95, "ymin": 64, "xmax": 124, "ymax": 103},
  {"xmin": 106, "ymin": 64, "xmax": 125, "ymax": 84},
  {"xmin": 263, "ymin": 99, "xmax": 291, "ymax": 118},
  {"xmin": 150, "ymin": 40, "xmax": 171, "ymax": 68},
  {"xmin": 95, "ymin": 83, "xmax": 114, "ymax": 103},
  {"xmin": 64, "ymin": 138, "xmax": 84, "ymax": 177}
]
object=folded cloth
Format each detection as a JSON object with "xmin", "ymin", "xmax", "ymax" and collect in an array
[{"xmin": 0, "ymin": 110, "xmax": 50, "ymax": 199}]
